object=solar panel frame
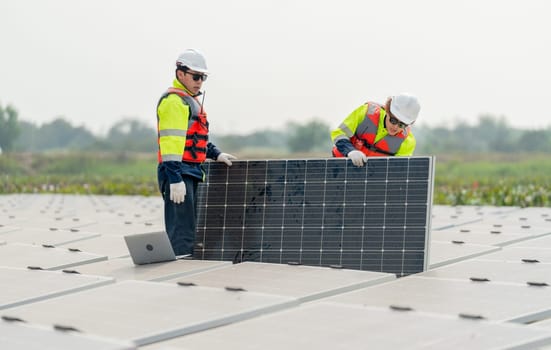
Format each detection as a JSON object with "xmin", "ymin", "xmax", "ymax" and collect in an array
[{"xmin": 194, "ymin": 157, "xmax": 434, "ymax": 276}]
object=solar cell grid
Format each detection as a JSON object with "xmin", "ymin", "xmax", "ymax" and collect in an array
[{"xmin": 195, "ymin": 157, "xmax": 434, "ymax": 276}]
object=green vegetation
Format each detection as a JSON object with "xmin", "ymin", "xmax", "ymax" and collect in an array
[
  {"xmin": 0, "ymin": 103, "xmax": 21, "ymax": 152},
  {"xmin": 1, "ymin": 101, "xmax": 550, "ymax": 206},
  {"xmin": 433, "ymin": 153, "xmax": 551, "ymax": 207},
  {"xmin": 1, "ymin": 152, "xmax": 550, "ymax": 207},
  {"xmin": 0, "ymin": 152, "xmax": 157, "ymax": 196},
  {"xmin": 2, "ymin": 103, "xmax": 551, "ymax": 156}
]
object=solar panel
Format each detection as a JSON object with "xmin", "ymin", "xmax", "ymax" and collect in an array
[{"xmin": 194, "ymin": 157, "xmax": 434, "ymax": 276}]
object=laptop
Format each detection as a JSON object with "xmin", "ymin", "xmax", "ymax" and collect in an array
[{"xmin": 124, "ymin": 231, "xmax": 176, "ymax": 265}]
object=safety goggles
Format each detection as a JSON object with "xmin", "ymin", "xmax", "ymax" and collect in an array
[
  {"xmin": 388, "ymin": 115, "xmax": 408, "ymax": 129},
  {"xmin": 185, "ymin": 71, "xmax": 208, "ymax": 82}
]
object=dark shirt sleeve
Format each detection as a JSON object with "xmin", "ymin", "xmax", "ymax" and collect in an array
[
  {"xmin": 335, "ymin": 139, "xmax": 356, "ymax": 156},
  {"xmin": 159, "ymin": 160, "xmax": 205, "ymax": 183},
  {"xmin": 161, "ymin": 161, "xmax": 184, "ymax": 184},
  {"xmin": 206, "ymin": 142, "xmax": 222, "ymax": 160}
]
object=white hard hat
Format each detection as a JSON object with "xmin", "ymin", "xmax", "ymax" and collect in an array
[
  {"xmin": 390, "ymin": 93, "xmax": 421, "ymax": 125},
  {"xmin": 176, "ymin": 49, "xmax": 209, "ymax": 74}
]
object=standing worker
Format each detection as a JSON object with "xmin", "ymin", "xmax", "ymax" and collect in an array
[
  {"xmin": 331, "ymin": 93, "xmax": 421, "ymax": 166},
  {"xmin": 156, "ymin": 48, "xmax": 236, "ymax": 256}
]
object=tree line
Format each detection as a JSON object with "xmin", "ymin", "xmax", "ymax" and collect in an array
[{"xmin": 1, "ymin": 102, "xmax": 550, "ymax": 155}]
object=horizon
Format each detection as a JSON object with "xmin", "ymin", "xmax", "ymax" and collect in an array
[{"xmin": 9, "ymin": 112, "xmax": 550, "ymax": 139}]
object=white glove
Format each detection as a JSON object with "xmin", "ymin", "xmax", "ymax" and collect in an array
[
  {"xmin": 169, "ymin": 181, "xmax": 186, "ymax": 204},
  {"xmin": 347, "ymin": 150, "xmax": 367, "ymax": 167},
  {"xmin": 217, "ymin": 152, "xmax": 236, "ymax": 166}
]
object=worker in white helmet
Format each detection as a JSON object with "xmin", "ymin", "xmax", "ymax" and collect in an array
[
  {"xmin": 331, "ymin": 93, "xmax": 421, "ymax": 167},
  {"xmin": 156, "ymin": 48, "xmax": 236, "ymax": 256}
]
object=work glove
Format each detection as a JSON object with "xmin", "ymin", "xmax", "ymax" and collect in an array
[
  {"xmin": 347, "ymin": 150, "xmax": 367, "ymax": 167},
  {"xmin": 217, "ymin": 153, "xmax": 236, "ymax": 166},
  {"xmin": 169, "ymin": 181, "xmax": 186, "ymax": 204}
]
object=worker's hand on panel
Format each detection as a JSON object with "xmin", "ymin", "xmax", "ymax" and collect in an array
[
  {"xmin": 347, "ymin": 150, "xmax": 367, "ymax": 167},
  {"xmin": 217, "ymin": 153, "xmax": 237, "ymax": 166}
]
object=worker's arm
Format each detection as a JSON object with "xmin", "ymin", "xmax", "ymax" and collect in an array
[
  {"xmin": 206, "ymin": 142, "xmax": 221, "ymax": 160},
  {"xmin": 330, "ymin": 104, "xmax": 367, "ymax": 156},
  {"xmin": 157, "ymin": 94, "xmax": 189, "ymax": 184},
  {"xmin": 334, "ymin": 139, "xmax": 356, "ymax": 156}
]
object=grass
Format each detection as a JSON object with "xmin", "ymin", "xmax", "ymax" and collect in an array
[
  {"xmin": 1, "ymin": 152, "xmax": 550, "ymax": 207},
  {"xmin": 433, "ymin": 153, "xmax": 551, "ymax": 206}
]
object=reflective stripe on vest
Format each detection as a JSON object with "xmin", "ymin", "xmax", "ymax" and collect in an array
[
  {"xmin": 157, "ymin": 87, "xmax": 209, "ymax": 163},
  {"xmin": 332, "ymin": 102, "xmax": 406, "ymax": 157}
]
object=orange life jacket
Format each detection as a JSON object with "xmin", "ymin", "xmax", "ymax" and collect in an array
[
  {"xmin": 332, "ymin": 102, "xmax": 407, "ymax": 157},
  {"xmin": 157, "ymin": 87, "xmax": 209, "ymax": 163}
]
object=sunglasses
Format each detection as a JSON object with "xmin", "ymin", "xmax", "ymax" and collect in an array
[
  {"xmin": 388, "ymin": 115, "xmax": 408, "ymax": 129},
  {"xmin": 185, "ymin": 71, "xmax": 208, "ymax": 82}
]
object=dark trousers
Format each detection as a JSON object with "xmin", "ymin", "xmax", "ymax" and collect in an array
[{"xmin": 158, "ymin": 174, "xmax": 199, "ymax": 256}]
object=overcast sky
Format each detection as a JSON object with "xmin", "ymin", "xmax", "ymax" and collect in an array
[{"xmin": 1, "ymin": 0, "xmax": 550, "ymax": 136}]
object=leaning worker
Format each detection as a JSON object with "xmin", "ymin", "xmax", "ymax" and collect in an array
[
  {"xmin": 331, "ymin": 93, "xmax": 421, "ymax": 166},
  {"xmin": 156, "ymin": 48, "xmax": 236, "ymax": 256}
]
